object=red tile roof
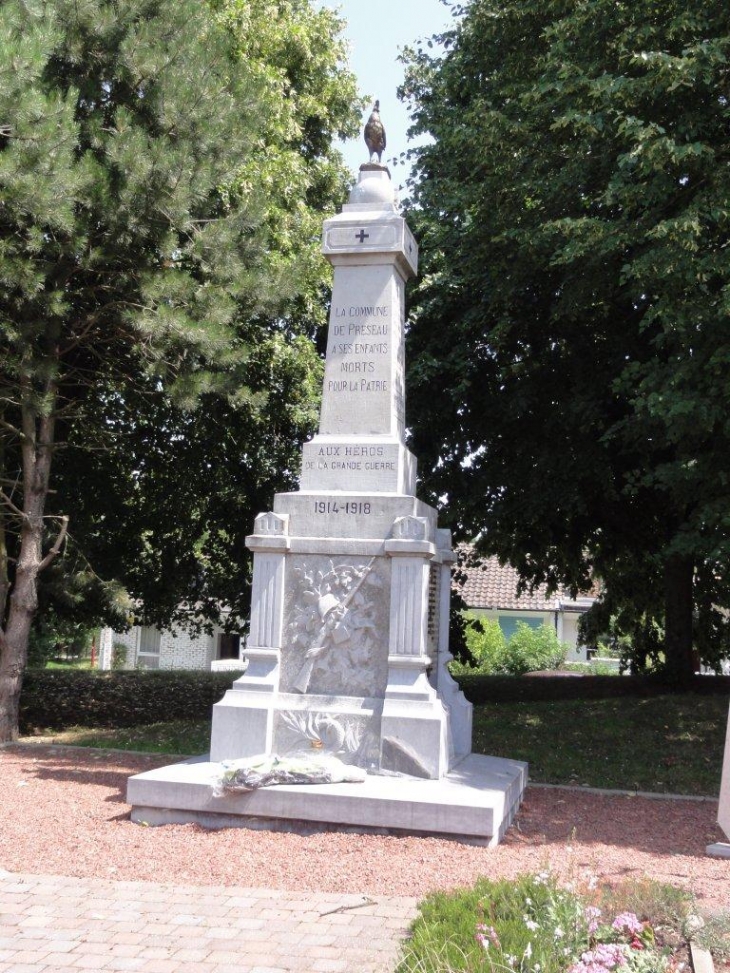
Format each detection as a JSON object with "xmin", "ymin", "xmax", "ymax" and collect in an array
[
  {"xmin": 456, "ymin": 555, "xmax": 557, "ymax": 611},
  {"xmin": 454, "ymin": 544, "xmax": 601, "ymax": 612}
]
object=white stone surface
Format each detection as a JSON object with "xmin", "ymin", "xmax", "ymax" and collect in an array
[
  {"xmin": 715, "ymin": 699, "xmax": 730, "ymax": 841},
  {"xmin": 706, "ymin": 842, "xmax": 730, "ymax": 858},
  {"xmin": 300, "ymin": 437, "xmax": 416, "ymax": 494},
  {"xmin": 433, "ymin": 547, "xmax": 473, "ymax": 761},
  {"xmin": 271, "ymin": 492, "xmax": 437, "ymax": 543},
  {"xmin": 319, "ymin": 264, "xmax": 405, "ymax": 440},
  {"xmin": 177, "ymin": 165, "xmax": 524, "ymax": 841},
  {"xmin": 127, "ymin": 752, "xmax": 527, "ymax": 845}
]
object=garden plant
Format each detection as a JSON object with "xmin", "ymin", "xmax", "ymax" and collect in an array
[
  {"xmin": 456, "ymin": 619, "xmax": 568, "ymax": 676},
  {"xmin": 397, "ymin": 873, "xmax": 701, "ymax": 973}
]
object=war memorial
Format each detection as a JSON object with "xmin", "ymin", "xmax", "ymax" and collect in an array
[{"xmin": 128, "ymin": 107, "xmax": 527, "ymax": 845}]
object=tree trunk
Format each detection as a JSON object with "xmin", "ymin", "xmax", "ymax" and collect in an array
[
  {"xmin": 0, "ymin": 380, "xmax": 62, "ymax": 742},
  {"xmin": 663, "ymin": 554, "xmax": 695, "ymax": 687}
]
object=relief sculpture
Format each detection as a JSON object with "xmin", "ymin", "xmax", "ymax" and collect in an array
[{"xmin": 283, "ymin": 555, "xmax": 389, "ymax": 697}]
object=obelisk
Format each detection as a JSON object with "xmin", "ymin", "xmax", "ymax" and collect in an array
[
  {"xmin": 208, "ymin": 111, "xmax": 472, "ymax": 779},
  {"xmin": 128, "ymin": 106, "xmax": 526, "ymax": 842}
]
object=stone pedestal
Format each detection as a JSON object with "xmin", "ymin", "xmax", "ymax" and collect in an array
[
  {"xmin": 210, "ymin": 168, "xmax": 461, "ymax": 780},
  {"xmin": 707, "ymin": 699, "xmax": 730, "ymax": 857},
  {"xmin": 128, "ymin": 163, "xmax": 526, "ymax": 843}
]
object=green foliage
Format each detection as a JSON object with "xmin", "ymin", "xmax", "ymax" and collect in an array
[
  {"xmin": 457, "ymin": 619, "xmax": 566, "ymax": 675},
  {"xmin": 455, "ymin": 672, "xmax": 730, "ymax": 705},
  {"xmin": 561, "ymin": 660, "xmax": 623, "ymax": 675},
  {"xmin": 27, "ymin": 615, "xmax": 94, "ymax": 667},
  {"xmin": 402, "ymin": 0, "xmax": 730, "ymax": 684},
  {"xmin": 503, "ymin": 623, "xmax": 568, "ymax": 675},
  {"xmin": 111, "ymin": 644, "xmax": 128, "ymax": 672},
  {"xmin": 398, "ymin": 874, "xmax": 691, "ymax": 973},
  {"xmin": 18, "ymin": 670, "xmax": 244, "ymax": 732},
  {"xmin": 0, "ymin": 0, "xmax": 362, "ymax": 734},
  {"xmin": 470, "ymin": 694, "xmax": 728, "ymax": 794},
  {"xmin": 34, "ymin": 0, "xmax": 362, "ymax": 633},
  {"xmin": 464, "ymin": 616, "xmax": 507, "ymax": 671}
]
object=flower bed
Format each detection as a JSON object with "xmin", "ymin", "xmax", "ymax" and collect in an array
[{"xmin": 396, "ymin": 873, "xmax": 705, "ymax": 973}]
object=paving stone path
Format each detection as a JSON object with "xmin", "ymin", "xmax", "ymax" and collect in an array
[{"xmin": 0, "ymin": 871, "xmax": 419, "ymax": 973}]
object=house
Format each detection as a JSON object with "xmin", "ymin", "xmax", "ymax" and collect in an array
[
  {"xmin": 98, "ymin": 556, "xmax": 597, "ymax": 670},
  {"xmin": 456, "ymin": 554, "xmax": 597, "ymax": 661},
  {"xmin": 98, "ymin": 616, "xmax": 245, "ymax": 672}
]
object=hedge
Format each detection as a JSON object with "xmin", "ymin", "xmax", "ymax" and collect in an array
[
  {"xmin": 455, "ymin": 672, "xmax": 730, "ymax": 705},
  {"xmin": 19, "ymin": 669, "xmax": 244, "ymax": 732},
  {"xmin": 18, "ymin": 668, "xmax": 730, "ymax": 733}
]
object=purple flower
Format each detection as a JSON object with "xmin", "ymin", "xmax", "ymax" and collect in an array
[
  {"xmin": 584, "ymin": 906, "xmax": 602, "ymax": 934},
  {"xmin": 612, "ymin": 913, "xmax": 644, "ymax": 936},
  {"xmin": 476, "ymin": 924, "xmax": 501, "ymax": 950},
  {"xmin": 570, "ymin": 943, "xmax": 628, "ymax": 973}
]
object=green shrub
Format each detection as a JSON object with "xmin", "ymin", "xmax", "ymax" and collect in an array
[
  {"xmin": 463, "ymin": 616, "xmax": 507, "ymax": 672},
  {"xmin": 27, "ymin": 617, "xmax": 95, "ymax": 666},
  {"xmin": 19, "ymin": 669, "xmax": 245, "ymax": 732},
  {"xmin": 455, "ymin": 618, "xmax": 567, "ymax": 675},
  {"xmin": 502, "ymin": 622, "xmax": 567, "ymax": 674},
  {"xmin": 111, "ymin": 643, "xmax": 128, "ymax": 671}
]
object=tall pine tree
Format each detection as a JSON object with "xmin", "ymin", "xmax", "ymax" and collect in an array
[{"xmin": 0, "ymin": 0, "xmax": 359, "ymax": 739}]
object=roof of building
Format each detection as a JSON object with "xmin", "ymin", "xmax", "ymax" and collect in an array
[{"xmin": 456, "ymin": 552, "xmax": 598, "ymax": 613}]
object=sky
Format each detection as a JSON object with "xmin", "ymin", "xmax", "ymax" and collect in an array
[{"xmin": 316, "ymin": 0, "xmax": 457, "ymax": 189}]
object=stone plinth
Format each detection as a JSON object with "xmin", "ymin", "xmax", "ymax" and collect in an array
[
  {"xmin": 707, "ymin": 699, "xmax": 730, "ymax": 857},
  {"xmin": 128, "ymin": 753, "xmax": 528, "ymax": 846}
]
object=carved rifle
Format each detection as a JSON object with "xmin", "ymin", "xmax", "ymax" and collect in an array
[{"xmin": 292, "ymin": 557, "xmax": 377, "ymax": 694}]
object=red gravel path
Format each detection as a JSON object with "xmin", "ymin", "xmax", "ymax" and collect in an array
[{"xmin": 1, "ymin": 745, "xmax": 727, "ymax": 911}]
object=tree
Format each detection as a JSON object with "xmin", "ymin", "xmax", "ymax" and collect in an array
[
  {"xmin": 34, "ymin": 0, "xmax": 361, "ymax": 638},
  {"xmin": 0, "ymin": 0, "xmax": 359, "ymax": 740},
  {"xmin": 402, "ymin": 0, "xmax": 730, "ymax": 683},
  {"xmin": 50, "ymin": 330, "xmax": 324, "ymax": 632}
]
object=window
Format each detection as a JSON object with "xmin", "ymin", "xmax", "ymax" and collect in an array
[
  {"xmin": 137, "ymin": 626, "xmax": 161, "ymax": 669},
  {"xmin": 218, "ymin": 633, "xmax": 241, "ymax": 660},
  {"xmin": 498, "ymin": 615, "xmax": 543, "ymax": 640}
]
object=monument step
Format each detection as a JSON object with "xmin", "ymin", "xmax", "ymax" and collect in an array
[{"xmin": 127, "ymin": 753, "xmax": 527, "ymax": 847}]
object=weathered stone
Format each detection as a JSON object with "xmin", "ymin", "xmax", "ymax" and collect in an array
[{"xmin": 128, "ymin": 143, "xmax": 526, "ymax": 844}]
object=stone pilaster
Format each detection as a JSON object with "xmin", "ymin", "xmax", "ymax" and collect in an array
[
  {"xmin": 380, "ymin": 516, "xmax": 450, "ymax": 779},
  {"xmin": 433, "ymin": 529, "xmax": 473, "ymax": 761},
  {"xmin": 209, "ymin": 512, "xmax": 289, "ymax": 761}
]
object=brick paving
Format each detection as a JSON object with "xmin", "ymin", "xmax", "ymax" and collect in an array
[{"xmin": 0, "ymin": 871, "xmax": 419, "ymax": 973}]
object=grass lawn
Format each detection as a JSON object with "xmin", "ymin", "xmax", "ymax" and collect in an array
[
  {"xmin": 45, "ymin": 657, "xmax": 94, "ymax": 670},
  {"xmin": 18, "ymin": 693, "xmax": 728, "ymax": 795},
  {"xmin": 20, "ymin": 720, "xmax": 211, "ymax": 756},
  {"xmin": 472, "ymin": 694, "xmax": 728, "ymax": 795}
]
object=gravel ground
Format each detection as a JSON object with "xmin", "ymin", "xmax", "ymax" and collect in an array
[{"xmin": 1, "ymin": 744, "xmax": 727, "ymax": 912}]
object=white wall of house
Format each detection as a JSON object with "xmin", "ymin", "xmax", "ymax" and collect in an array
[
  {"xmin": 556, "ymin": 613, "xmax": 584, "ymax": 661},
  {"xmin": 99, "ymin": 624, "xmax": 241, "ymax": 671}
]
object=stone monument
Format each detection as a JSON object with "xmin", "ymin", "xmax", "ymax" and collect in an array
[
  {"xmin": 707, "ymin": 700, "xmax": 730, "ymax": 857},
  {"xmin": 127, "ymin": 107, "xmax": 527, "ymax": 843}
]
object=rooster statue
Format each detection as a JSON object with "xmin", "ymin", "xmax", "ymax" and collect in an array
[{"xmin": 364, "ymin": 100, "xmax": 386, "ymax": 164}]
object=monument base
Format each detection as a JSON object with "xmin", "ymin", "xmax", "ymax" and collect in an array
[
  {"xmin": 127, "ymin": 753, "xmax": 527, "ymax": 847},
  {"xmin": 706, "ymin": 842, "xmax": 730, "ymax": 858}
]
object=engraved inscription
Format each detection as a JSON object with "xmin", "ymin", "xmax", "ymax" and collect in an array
[
  {"xmin": 328, "ymin": 305, "xmax": 391, "ymax": 397},
  {"xmin": 313, "ymin": 501, "xmax": 372, "ymax": 515}
]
